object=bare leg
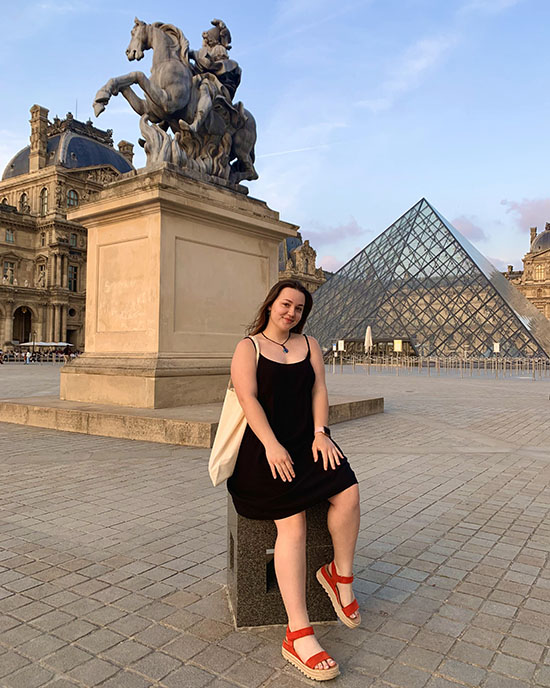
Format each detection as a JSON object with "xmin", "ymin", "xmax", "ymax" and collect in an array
[
  {"xmin": 274, "ymin": 512, "xmax": 335, "ymax": 670},
  {"xmin": 327, "ymin": 484, "xmax": 360, "ymax": 617}
]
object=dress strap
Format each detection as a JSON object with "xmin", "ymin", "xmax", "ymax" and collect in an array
[
  {"xmin": 304, "ymin": 334, "xmax": 311, "ymax": 356},
  {"xmin": 245, "ymin": 335, "xmax": 258, "ymax": 354}
]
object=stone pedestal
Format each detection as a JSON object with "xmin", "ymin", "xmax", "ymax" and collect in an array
[
  {"xmin": 227, "ymin": 497, "xmax": 336, "ymax": 627},
  {"xmin": 60, "ymin": 164, "xmax": 297, "ymax": 408}
]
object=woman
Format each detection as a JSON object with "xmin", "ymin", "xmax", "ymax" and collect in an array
[{"xmin": 228, "ymin": 279, "xmax": 361, "ymax": 681}]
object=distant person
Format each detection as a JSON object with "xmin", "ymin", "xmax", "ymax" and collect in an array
[
  {"xmin": 63, "ymin": 345, "xmax": 71, "ymax": 363},
  {"xmin": 227, "ymin": 280, "xmax": 360, "ymax": 681},
  {"xmin": 0, "ymin": 348, "xmax": 3, "ymax": 364},
  {"xmin": 25, "ymin": 350, "xmax": 31, "ymax": 364}
]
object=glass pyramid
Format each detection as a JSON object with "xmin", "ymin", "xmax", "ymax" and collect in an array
[{"xmin": 307, "ymin": 198, "xmax": 550, "ymax": 358}]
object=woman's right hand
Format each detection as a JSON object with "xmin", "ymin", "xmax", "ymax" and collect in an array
[{"xmin": 265, "ymin": 441, "xmax": 295, "ymax": 482}]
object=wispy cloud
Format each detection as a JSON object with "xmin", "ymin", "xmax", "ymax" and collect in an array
[
  {"xmin": 359, "ymin": 33, "xmax": 458, "ymax": 113},
  {"xmin": 318, "ymin": 254, "xmax": 345, "ymax": 272},
  {"xmin": 0, "ymin": 130, "xmax": 27, "ymax": 177},
  {"xmin": 452, "ymin": 214, "xmax": 488, "ymax": 241},
  {"xmin": 501, "ymin": 197, "xmax": 550, "ymax": 232},
  {"xmin": 257, "ymin": 143, "xmax": 331, "ymax": 159},
  {"xmin": 459, "ymin": 0, "xmax": 523, "ymax": 15},
  {"xmin": 487, "ymin": 255, "xmax": 508, "ymax": 271},
  {"xmin": 33, "ymin": 1, "xmax": 89, "ymax": 12},
  {"xmin": 302, "ymin": 217, "xmax": 368, "ymax": 248}
]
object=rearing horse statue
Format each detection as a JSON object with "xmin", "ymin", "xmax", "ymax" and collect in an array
[{"xmin": 93, "ymin": 18, "xmax": 258, "ymax": 185}]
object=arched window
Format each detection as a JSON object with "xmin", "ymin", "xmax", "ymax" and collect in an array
[
  {"xmin": 1, "ymin": 197, "xmax": 8, "ymax": 205},
  {"xmin": 40, "ymin": 232, "xmax": 46, "ymax": 247},
  {"xmin": 537, "ymin": 288, "xmax": 543, "ymax": 298},
  {"xmin": 67, "ymin": 189, "xmax": 79, "ymax": 207},
  {"xmin": 40, "ymin": 188, "xmax": 48, "ymax": 216},
  {"xmin": 535, "ymin": 264, "xmax": 545, "ymax": 281},
  {"xmin": 19, "ymin": 192, "xmax": 28, "ymax": 213}
]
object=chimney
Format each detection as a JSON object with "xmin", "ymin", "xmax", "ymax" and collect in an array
[
  {"xmin": 507, "ymin": 265, "xmax": 513, "ymax": 274},
  {"xmin": 29, "ymin": 105, "xmax": 49, "ymax": 172},
  {"xmin": 117, "ymin": 140, "xmax": 134, "ymax": 165},
  {"xmin": 530, "ymin": 226, "xmax": 537, "ymax": 246}
]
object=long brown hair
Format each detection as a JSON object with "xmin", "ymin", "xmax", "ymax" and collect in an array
[{"xmin": 247, "ymin": 280, "xmax": 313, "ymax": 335}]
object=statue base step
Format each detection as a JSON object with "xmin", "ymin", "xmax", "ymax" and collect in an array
[{"xmin": 60, "ymin": 354, "xmax": 230, "ymax": 408}]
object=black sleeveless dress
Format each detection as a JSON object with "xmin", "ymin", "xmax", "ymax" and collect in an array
[{"xmin": 227, "ymin": 335, "xmax": 358, "ymax": 520}]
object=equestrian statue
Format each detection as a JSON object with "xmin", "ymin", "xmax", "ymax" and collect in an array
[{"xmin": 93, "ymin": 18, "xmax": 258, "ymax": 186}]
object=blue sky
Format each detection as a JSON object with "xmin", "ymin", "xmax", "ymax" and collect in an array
[{"xmin": 1, "ymin": 0, "xmax": 549, "ymax": 273}]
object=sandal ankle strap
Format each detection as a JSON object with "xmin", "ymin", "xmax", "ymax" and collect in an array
[
  {"xmin": 330, "ymin": 561, "xmax": 354, "ymax": 584},
  {"xmin": 286, "ymin": 625, "xmax": 314, "ymax": 641}
]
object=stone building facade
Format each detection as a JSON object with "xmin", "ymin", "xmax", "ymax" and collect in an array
[
  {"xmin": 278, "ymin": 233, "xmax": 327, "ymax": 293},
  {"xmin": 504, "ymin": 224, "xmax": 550, "ymax": 319},
  {"xmin": 0, "ymin": 105, "xmax": 134, "ymax": 348}
]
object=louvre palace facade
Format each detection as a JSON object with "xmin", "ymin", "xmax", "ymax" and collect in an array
[
  {"xmin": 0, "ymin": 105, "xmax": 134, "ymax": 349},
  {"xmin": 503, "ymin": 224, "xmax": 550, "ymax": 320}
]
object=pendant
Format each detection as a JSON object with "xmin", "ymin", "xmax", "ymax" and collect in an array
[{"xmin": 282, "ymin": 346, "xmax": 289, "ymax": 353}]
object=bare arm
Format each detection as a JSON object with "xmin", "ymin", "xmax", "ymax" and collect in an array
[
  {"xmin": 231, "ymin": 338, "xmax": 295, "ymax": 481},
  {"xmin": 308, "ymin": 336, "xmax": 343, "ymax": 470}
]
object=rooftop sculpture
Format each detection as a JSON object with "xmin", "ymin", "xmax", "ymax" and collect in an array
[{"xmin": 93, "ymin": 18, "xmax": 258, "ymax": 186}]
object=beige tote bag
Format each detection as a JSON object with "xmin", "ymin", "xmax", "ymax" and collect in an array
[{"xmin": 208, "ymin": 336, "xmax": 259, "ymax": 486}]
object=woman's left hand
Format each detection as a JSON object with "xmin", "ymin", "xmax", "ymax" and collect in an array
[{"xmin": 312, "ymin": 432, "xmax": 343, "ymax": 471}]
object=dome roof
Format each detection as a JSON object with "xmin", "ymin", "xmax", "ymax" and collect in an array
[
  {"xmin": 2, "ymin": 115, "xmax": 133, "ymax": 180},
  {"xmin": 531, "ymin": 227, "xmax": 550, "ymax": 253},
  {"xmin": 279, "ymin": 234, "xmax": 303, "ymax": 271}
]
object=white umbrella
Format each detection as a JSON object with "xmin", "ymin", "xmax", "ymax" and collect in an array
[
  {"xmin": 18, "ymin": 342, "xmax": 74, "ymax": 347},
  {"xmin": 364, "ymin": 325, "xmax": 373, "ymax": 354}
]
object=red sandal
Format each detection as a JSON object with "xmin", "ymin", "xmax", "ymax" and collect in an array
[
  {"xmin": 281, "ymin": 625, "xmax": 340, "ymax": 681},
  {"xmin": 316, "ymin": 561, "xmax": 361, "ymax": 628}
]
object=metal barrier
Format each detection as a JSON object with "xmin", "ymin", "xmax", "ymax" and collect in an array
[
  {"xmin": 330, "ymin": 354, "xmax": 550, "ymax": 381},
  {"xmin": 0, "ymin": 352, "xmax": 71, "ymax": 364}
]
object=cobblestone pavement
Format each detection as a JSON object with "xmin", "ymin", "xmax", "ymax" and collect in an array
[{"xmin": 1, "ymin": 365, "xmax": 550, "ymax": 687}]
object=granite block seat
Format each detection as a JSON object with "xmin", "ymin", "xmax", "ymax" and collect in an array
[{"xmin": 227, "ymin": 497, "xmax": 337, "ymax": 627}]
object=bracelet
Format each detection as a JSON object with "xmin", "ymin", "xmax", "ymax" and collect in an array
[{"xmin": 314, "ymin": 425, "xmax": 331, "ymax": 437}]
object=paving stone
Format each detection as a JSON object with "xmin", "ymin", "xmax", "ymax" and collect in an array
[
  {"xmin": 424, "ymin": 616, "xmax": 466, "ymax": 638},
  {"xmin": 108, "ymin": 614, "xmax": 153, "ymax": 637},
  {"xmin": 1, "ymin": 663, "xmax": 54, "ymax": 688},
  {"xmin": 0, "ymin": 650, "xmax": 30, "ymax": 678},
  {"xmin": 382, "ymin": 662, "xmax": 431, "ymax": 687},
  {"xmin": 501, "ymin": 636, "xmax": 545, "ymax": 663},
  {"xmin": 95, "ymin": 670, "xmax": 153, "ymax": 688},
  {"xmin": 221, "ymin": 657, "xmax": 275, "ymax": 687},
  {"xmin": 43, "ymin": 645, "xmax": 93, "ymax": 672},
  {"xmin": 438, "ymin": 658, "xmax": 487, "ymax": 685},
  {"xmin": 17, "ymin": 634, "xmax": 67, "ymax": 659},
  {"xmin": 163, "ymin": 664, "xmax": 217, "ymax": 688},
  {"xmin": 129, "ymin": 650, "xmax": 182, "ymax": 680},
  {"xmin": 483, "ymin": 675, "xmax": 531, "ymax": 688},
  {"xmin": 75, "ymin": 627, "xmax": 125, "ymax": 653},
  {"xmin": 536, "ymin": 666, "xmax": 550, "ymax": 687},
  {"xmin": 448, "ymin": 640, "xmax": 494, "ymax": 667},
  {"xmin": 192, "ymin": 643, "xmax": 242, "ymax": 673},
  {"xmin": 28, "ymin": 610, "xmax": 74, "ymax": 632},
  {"xmin": 163, "ymin": 633, "xmax": 209, "ymax": 661},
  {"xmin": 67, "ymin": 657, "xmax": 119, "ymax": 685},
  {"xmin": 492, "ymin": 654, "xmax": 536, "ymax": 681},
  {"xmin": 133, "ymin": 623, "xmax": 180, "ymax": 648},
  {"xmin": 397, "ymin": 646, "xmax": 444, "ymax": 672},
  {"xmin": 101, "ymin": 638, "xmax": 152, "ymax": 666},
  {"xmin": 0, "ymin": 623, "xmax": 41, "ymax": 646},
  {"xmin": 52, "ymin": 619, "xmax": 97, "ymax": 642}
]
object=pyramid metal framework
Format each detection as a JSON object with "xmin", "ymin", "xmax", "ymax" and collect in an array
[{"xmin": 307, "ymin": 198, "xmax": 550, "ymax": 358}]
